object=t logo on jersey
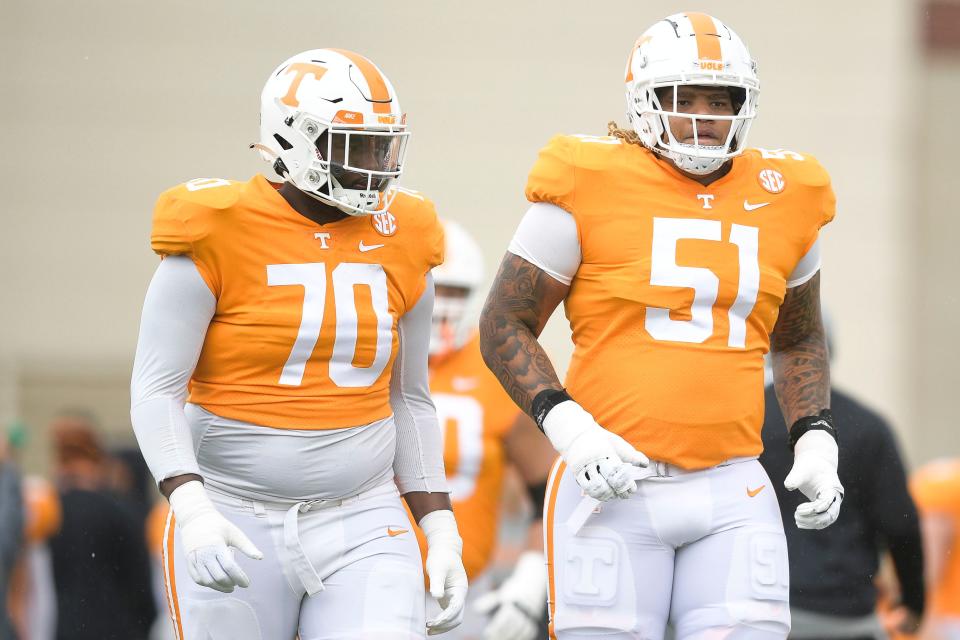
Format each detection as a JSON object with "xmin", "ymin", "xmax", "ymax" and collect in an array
[
  {"xmin": 280, "ymin": 62, "xmax": 328, "ymax": 107},
  {"xmin": 696, "ymin": 194, "xmax": 715, "ymax": 209},
  {"xmin": 371, "ymin": 212, "xmax": 397, "ymax": 237}
]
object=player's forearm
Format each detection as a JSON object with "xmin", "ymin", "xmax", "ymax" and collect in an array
[
  {"xmin": 770, "ymin": 273, "xmax": 830, "ymax": 426},
  {"xmin": 160, "ymin": 473, "xmax": 204, "ymax": 499},
  {"xmin": 479, "ymin": 253, "xmax": 567, "ymax": 415},
  {"xmin": 404, "ymin": 491, "xmax": 454, "ymax": 524}
]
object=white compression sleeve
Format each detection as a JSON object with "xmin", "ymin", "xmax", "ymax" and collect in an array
[
  {"xmin": 507, "ymin": 202, "xmax": 581, "ymax": 285},
  {"xmin": 786, "ymin": 237, "xmax": 822, "ymax": 288},
  {"xmin": 130, "ymin": 256, "xmax": 215, "ymax": 485},
  {"xmin": 391, "ymin": 273, "xmax": 449, "ymax": 494}
]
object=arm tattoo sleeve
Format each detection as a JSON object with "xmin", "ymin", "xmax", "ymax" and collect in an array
[
  {"xmin": 479, "ymin": 253, "xmax": 569, "ymax": 415},
  {"xmin": 769, "ymin": 272, "xmax": 831, "ymax": 427}
]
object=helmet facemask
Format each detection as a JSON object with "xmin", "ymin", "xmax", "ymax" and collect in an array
[
  {"xmin": 628, "ymin": 78, "xmax": 758, "ymax": 175},
  {"xmin": 285, "ymin": 111, "xmax": 409, "ymax": 216},
  {"xmin": 430, "ymin": 285, "xmax": 473, "ymax": 359}
]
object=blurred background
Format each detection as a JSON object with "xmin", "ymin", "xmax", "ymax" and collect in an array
[{"xmin": 1, "ymin": 0, "xmax": 957, "ymax": 469}]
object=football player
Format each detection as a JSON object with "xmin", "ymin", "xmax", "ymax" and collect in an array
[
  {"xmin": 130, "ymin": 49, "xmax": 467, "ymax": 639},
  {"xmin": 479, "ymin": 13, "xmax": 843, "ymax": 639},
  {"xmin": 412, "ymin": 220, "xmax": 556, "ymax": 640}
]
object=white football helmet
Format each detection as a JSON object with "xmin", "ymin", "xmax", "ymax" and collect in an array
[
  {"xmin": 624, "ymin": 12, "xmax": 760, "ymax": 175},
  {"xmin": 256, "ymin": 49, "xmax": 409, "ymax": 215},
  {"xmin": 430, "ymin": 220, "xmax": 484, "ymax": 358}
]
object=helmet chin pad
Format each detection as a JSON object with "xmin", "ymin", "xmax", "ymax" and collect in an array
[{"xmin": 662, "ymin": 147, "xmax": 727, "ymax": 175}]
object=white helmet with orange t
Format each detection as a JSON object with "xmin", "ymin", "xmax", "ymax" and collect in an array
[
  {"xmin": 430, "ymin": 220, "xmax": 484, "ymax": 358},
  {"xmin": 256, "ymin": 49, "xmax": 409, "ymax": 215},
  {"xmin": 624, "ymin": 12, "xmax": 760, "ymax": 175}
]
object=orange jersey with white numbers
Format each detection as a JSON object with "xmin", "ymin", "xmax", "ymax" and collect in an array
[
  {"xmin": 911, "ymin": 459, "xmax": 960, "ymax": 617},
  {"xmin": 526, "ymin": 135, "xmax": 835, "ymax": 469},
  {"xmin": 408, "ymin": 335, "xmax": 522, "ymax": 579},
  {"xmin": 151, "ymin": 176, "xmax": 444, "ymax": 429}
]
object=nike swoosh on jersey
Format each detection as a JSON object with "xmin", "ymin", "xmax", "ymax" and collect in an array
[
  {"xmin": 387, "ymin": 527, "xmax": 409, "ymax": 537},
  {"xmin": 747, "ymin": 485, "xmax": 766, "ymax": 497},
  {"xmin": 359, "ymin": 241, "xmax": 385, "ymax": 252},
  {"xmin": 743, "ymin": 200, "xmax": 771, "ymax": 211}
]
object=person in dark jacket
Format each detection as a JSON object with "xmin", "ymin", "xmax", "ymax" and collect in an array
[
  {"xmin": 46, "ymin": 412, "xmax": 156, "ymax": 640},
  {"xmin": 760, "ymin": 336, "xmax": 924, "ymax": 639}
]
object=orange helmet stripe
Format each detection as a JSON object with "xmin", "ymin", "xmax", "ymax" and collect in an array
[
  {"xmin": 687, "ymin": 12, "xmax": 723, "ymax": 62},
  {"xmin": 330, "ymin": 49, "xmax": 393, "ymax": 114},
  {"xmin": 624, "ymin": 35, "xmax": 653, "ymax": 83}
]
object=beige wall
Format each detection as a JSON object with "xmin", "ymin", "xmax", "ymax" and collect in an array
[{"xmin": 2, "ymin": 0, "xmax": 948, "ymax": 472}]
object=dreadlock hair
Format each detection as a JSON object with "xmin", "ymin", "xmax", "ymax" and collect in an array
[{"xmin": 607, "ymin": 121, "xmax": 644, "ymax": 146}]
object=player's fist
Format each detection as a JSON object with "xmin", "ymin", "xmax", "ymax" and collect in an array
[
  {"xmin": 543, "ymin": 400, "xmax": 649, "ymax": 501},
  {"xmin": 784, "ymin": 431, "xmax": 844, "ymax": 529},
  {"xmin": 168, "ymin": 480, "xmax": 263, "ymax": 593},
  {"xmin": 421, "ymin": 510, "xmax": 468, "ymax": 635}
]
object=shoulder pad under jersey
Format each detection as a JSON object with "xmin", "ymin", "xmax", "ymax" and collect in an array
[
  {"xmin": 525, "ymin": 134, "xmax": 630, "ymax": 212},
  {"xmin": 151, "ymin": 178, "xmax": 243, "ymax": 256},
  {"xmin": 387, "ymin": 187, "xmax": 445, "ymax": 270},
  {"xmin": 747, "ymin": 148, "xmax": 836, "ymax": 228}
]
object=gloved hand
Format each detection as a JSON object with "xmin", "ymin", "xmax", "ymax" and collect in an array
[
  {"xmin": 784, "ymin": 431, "xmax": 844, "ymax": 529},
  {"xmin": 543, "ymin": 400, "xmax": 649, "ymax": 501},
  {"xmin": 421, "ymin": 510, "xmax": 468, "ymax": 635},
  {"xmin": 473, "ymin": 551, "xmax": 547, "ymax": 640},
  {"xmin": 168, "ymin": 480, "xmax": 263, "ymax": 593}
]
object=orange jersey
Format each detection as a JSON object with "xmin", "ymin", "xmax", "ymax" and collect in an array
[
  {"xmin": 409, "ymin": 335, "xmax": 522, "ymax": 579},
  {"xmin": 911, "ymin": 459, "xmax": 960, "ymax": 617},
  {"xmin": 151, "ymin": 177, "xmax": 444, "ymax": 429},
  {"xmin": 526, "ymin": 135, "xmax": 835, "ymax": 469}
]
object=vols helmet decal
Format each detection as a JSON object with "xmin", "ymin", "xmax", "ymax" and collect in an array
[
  {"xmin": 624, "ymin": 12, "xmax": 760, "ymax": 175},
  {"xmin": 256, "ymin": 49, "xmax": 409, "ymax": 216}
]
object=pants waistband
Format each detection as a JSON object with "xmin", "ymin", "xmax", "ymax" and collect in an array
[{"xmin": 206, "ymin": 480, "xmax": 399, "ymax": 515}]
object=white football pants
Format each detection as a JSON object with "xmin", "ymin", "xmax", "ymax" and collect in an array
[
  {"xmin": 545, "ymin": 457, "xmax": 790, "ymax": 640},
  {"xmin": 161, "ymin": 481, "xmax": 425, "ymax": 640}
]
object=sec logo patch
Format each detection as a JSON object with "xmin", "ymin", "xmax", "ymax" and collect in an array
[
  {"xmin": 758, "ymin": 169, "xmax": 786, "ymax": 194},
  {"xmin": 371, "ymin": 212, "xmax": 397, "ymax": 237}
]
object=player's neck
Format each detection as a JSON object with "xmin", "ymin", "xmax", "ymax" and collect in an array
[{"xmin": 278, "ymin": 183, "xmax": 351, "ymax": 226}]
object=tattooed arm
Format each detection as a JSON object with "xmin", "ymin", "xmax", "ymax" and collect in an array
[
  {"xmin": 769, "ymin": 272, "xmax": 830, "ymax": 428},
  {"xmin": 479, "ymin": 253, "xmax": 569, "ymax": 416}
]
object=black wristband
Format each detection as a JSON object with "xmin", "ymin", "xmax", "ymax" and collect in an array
[
  {"xmin": 531, "ymin": 388, "xmax": 573, "ymax": 432},
  {"xmin": 788, "ymin": 409, "xmax": 837, "ymax": 451}
]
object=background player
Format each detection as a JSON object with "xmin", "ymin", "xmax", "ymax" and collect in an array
[
  {"xmin": 412, "ymin": 220, "xmax": 556, "ymax": 640},
  {"xmin": 131, "ymin": 49, "xmax": 467, "ymax": 639},
  {"xmin": 910, "ymin": 459, "xmax": 960, "ymax": 639},
  {"xmin": 480, "ymin": 12, "xmax": 842, "ymax": 639}
]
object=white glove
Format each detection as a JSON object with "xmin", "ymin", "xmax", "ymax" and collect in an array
[
  {"xmin": 784, "ymin": 431, "xmax": 844, "ymax": 530},
  {"xmin": 473, "ymin": 551, "xmax": 547, "ymax": 640},
  {"xmin": 168, "ymin": 480, "xmax": 264, "ymax": 593},
  {"xmin": 421, "ymin": 510, "xmax": 468, "ymax": 635},
  {"xmin": 543, "ymin": 400, "xmax": 649, "ymax": 501}
]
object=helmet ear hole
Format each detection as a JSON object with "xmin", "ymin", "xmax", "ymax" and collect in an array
[
  {"xmin": 273, "ymin": 134, "xmax": 293, "ymax": 151},
  {"xmin": 273, "ymin": 158, "xmax": 289, "ymax": 177}
]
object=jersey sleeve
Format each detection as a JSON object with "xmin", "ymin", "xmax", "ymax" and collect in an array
[
  {"xmin": 525, "ymin": 135, "xmax": 576, "ymax": 211},
  {"xmin": 150, "ymin": 182, "xmax": 231, "ymax": 295},
  {"xmin": 798, "ymin": 153, "xmax": 837, "ymax": 232}
]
